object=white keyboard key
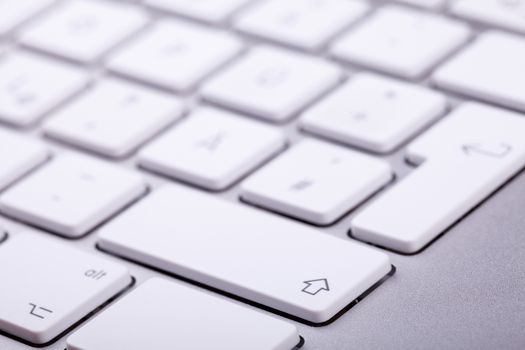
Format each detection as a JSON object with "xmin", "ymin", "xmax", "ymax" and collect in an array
[
  {"xmin": 139, "ymin": 107, "xmax": 285, "ymax": 190},
  {"xmin": 43, "ymin": 79, "xmax": 184, "ymax": 158},
  {"xmin": 331, "ymin": 6, "xmax": 470, "ymax": 79},
  {"xmin": 108, "ymin": 20, "xmax": 242, "ymax": 92},
  {"xmin": 147, "ymin": 0, "xmax": 251, "ymax": 23},
  {"xmin": 395, "ymin": 0, "xmax": 445, "ymax": 9},
  {"xmin": 20, "ymin": 0, "xmax": 148, "ymax": 63},
  {"xmin": 0, "ymin": 130, "xmax": 49, "ymax": 190},
  {"xmin": 0, "ymin": 154, "xmax": 146, "ymax": 237},
  {"xmin": 234, "ymin": 0, "xmax": 369, "ymax": 51},
  {"xmin": 433, "ymin": 31, "xmax": 525, "ymax": 113},
  {"xmin": 301, "ymin": 73, "xmax": 448, "ymax": 153},
  {"xmin": 202, "ymin": 46, "xmax": 342, "ymax": 122},
  {"xmin": 451, "ymin": 0, "xmax": 525, "ymax": 34},
  {"xmin": 67, "ymin": 278, "xmax": 300, "ymax": 350},
  {"xmin": 241, "ymin": 139, "xmax": 392, "ymax": 225},
  {"xmin": 351, "ymin": 103, "xmax": 525, "ymax": 253},
  {"xmin": 0, "ymin": 0, "xmax": 56, "ymax": 35},
  {"xmin": 0, "ymin": 233, "xmax": 130, "ymax": 344},
  {"xmin": 98, "ymin": 185, "xmax": 391, "ymax": 323},
  {"xmin": 0, "ymin": 53, "xmax": 88, "ymax": 126}
]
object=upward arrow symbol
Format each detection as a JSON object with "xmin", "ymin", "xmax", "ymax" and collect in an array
[{"xmin": 302, "ymin": 278, "xmax": 330, "ymax": 295}]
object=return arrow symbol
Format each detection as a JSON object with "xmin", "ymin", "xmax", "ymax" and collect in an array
[{"xmin": 302, "ymin": 278, "xmax": 330, "ymax": 295}]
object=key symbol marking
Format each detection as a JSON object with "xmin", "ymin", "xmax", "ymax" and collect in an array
[
  {"xmin": 195, "ymin": 132, "xmax": 227, "ymax": 152},
  {"xmin": 302, "ymin": 278, "xmax": 330, "ymax": 295},
  {"xmin": 290, "ymin": 179, "xmax": 314, "ymax": 191},
  {"xmin": 28, "ymin": 303, "xmax": 53, "ymax": 319},
  {"xmin": 68, "ymin": 16, "xmax": 98, "ymax": 34},
  {"xmin": 256, "ymin": 67, "xmax": 288, "ymax": 88},
  {"xmin": 462, "ymin": 142, "xmax": 513, "ymax": 158}
]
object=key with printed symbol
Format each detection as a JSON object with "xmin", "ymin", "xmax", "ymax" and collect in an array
[
  {"xmin": 331, "ymin": 6, "xmax": 470, "ymax": 79},
  {"xmin": 146, "ymin": 0, "xmax": 251, "ymax": 23},
  {"xmin": 107, "ymin": 20, "xmax": 242, "ymax": 92},
  {"xmin": 43, "ymin": 79, "xmax": 184, "ymax": 158},
  {"xmin": 0, "ymin": 129, "xmax": 49, "ymax": 190},
  {"xmin": 240, "ymin": 139, "xmax": 392, "ymax": 225},
  {"xmin": 19, "ymin": 0, "xmax": 148, "ymax": 63},
  {"xmin": 234, "ymin": 0, "xmax": 369, "ymax": 51},
  {"xmin": 301, "ymin": 73, "xmax": 448, "ymax": 153},
  {"xmin": 0, "ymin": 52, "xmax": 88, "ymax": 127},
  {"xmin": 138, "ymin": 107, "xmax": 285, "ymax": 190},
  {"xmin": 0, "ymin": 233, "xmax": 130, "ymax": 345},
  {"xmin": 67, "ymin": 278, "xmax": 301, "ymax": 350},
  {"xmin": 0, "ymin": 154, "xmax": 146, "ymax": 237},
  {"xmin": 351, "ymin": 103, "xmax": 525, "ymax": 253},
  {"xmin": 98, "ymin": 185, "xmax": 391, "ymax": 323},
  {"xmin": 201, "ymin": 46, "xmax": 342, "ymax": 122}
]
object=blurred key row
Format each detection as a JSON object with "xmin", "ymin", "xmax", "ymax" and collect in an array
[
  {"xmin": 0, "ymin": 0, "xmax": 519, "ymax": 83},
  {"xmin": 1, "ymin": 98, "xmax": 524, "ymax": 250},
  {"xmin": 2, "ymin": 2, "xmax": 524, "ymax": 111},
  {"xmin": 3, "ymin": 0, "xmax": 525, "ymax": 55},
  {"xmin": 0, "ymin": 24, "xmax": 524, "ymax": 232}
]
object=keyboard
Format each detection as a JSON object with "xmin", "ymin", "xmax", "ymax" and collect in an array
[{"xmin": 1, "ymin": 0, "xmax": 525, "ymax": 349}]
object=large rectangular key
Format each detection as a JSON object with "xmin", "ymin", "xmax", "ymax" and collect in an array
[
  {"xmin": 67, "ymin": 278, "xmax": 301, "ymax": 350},
  {"xmin": 351, "ymin": 102, "xmax": 525, "ymax": 253},
  {"xmin": 0, "ymin": 233, "xmax": 130, "ymax": 345},
  {"xmin": 98, "ymin": 185, "xmax": 391, "ymax": 324}
]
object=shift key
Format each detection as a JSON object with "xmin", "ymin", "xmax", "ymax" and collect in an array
[{"xmin": 98, "ymin": 185, "xmax": 391, "ymax": 324}]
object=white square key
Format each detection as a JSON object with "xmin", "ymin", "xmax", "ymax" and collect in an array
[
  {"xmin": 0, "ymin": 0, "xmax": 56, "ymax": 35},
  {"xmin": 433, "ymin": 31, "xmax": 525, "ymax": 113},
  {"xmin": 331, "ymin": 6, "xmax": 471, "ymax": 79},
  {"xmin": 108, "ymin": 20, "xmax": 242, "ymax": 92},
  {"xmin": 241, "ymin": 139, "xmax": 392, "ymax": 225},
  {"xmin": 0, "ymin": 233, "xmax": 130, "ymax": 345},
  {"xmin": 147, "ymin": 0, "xmax": 251, "ymax": 23},
  {"xmin": 139, "ymin": 107, "xmax": 285, "ymax": 190},
  {"xmin": 0, "ymin": 154, "xmax": 146, "ymax": 237},
  {"xmin": 234, "ymin": 0, "xmax": 369, "ymax": 51},
  {"xmin": 301, "ymin": 73, "xmax": 448, "ymax": 153},
  {"xmin": 0, "ymin": 52, "xmax": 88, "ymax": 126},
  {"xmin": 202, "ymin": 46, "xmax": 342, "ymax": 122},
  {"xmin": 108, "ymin": 21, "xmax": 242, "ymax": 91},
  {"xmin": 20, "ymin": 0, "xmax": 148, "ymax": 63},
  {"xmin": 0, "ymin": 129, "xmax": 49, "ymax": 190},
  {"xmin": 43, "ymin": 79, "xmax": 184, "ymax": 158}
]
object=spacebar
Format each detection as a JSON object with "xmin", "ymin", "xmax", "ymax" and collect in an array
[{"xmin": 97, "ymin": 185, "xmax": 391, "ymax": 324}]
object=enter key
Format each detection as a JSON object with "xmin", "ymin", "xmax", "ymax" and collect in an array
[{"xmin": 351, "ymin": 102, "xmax": 525, "ymax": 254}]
